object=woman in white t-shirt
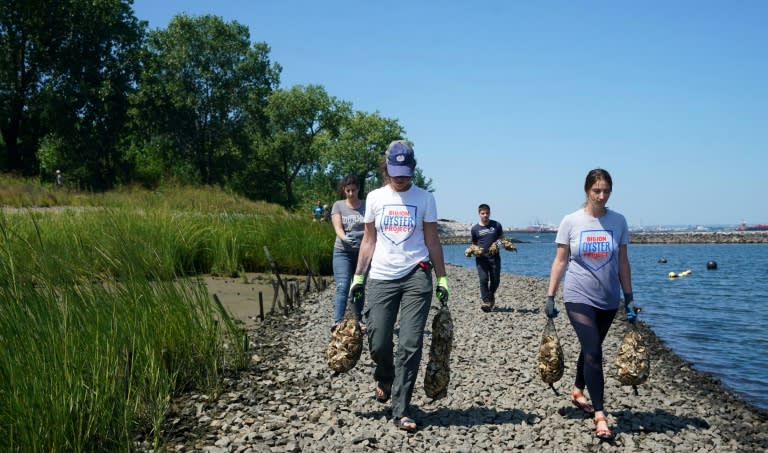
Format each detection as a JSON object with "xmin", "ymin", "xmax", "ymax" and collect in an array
[{"xmin": 348, "ymin": 140, "xmax": 449, "ymax": 433}]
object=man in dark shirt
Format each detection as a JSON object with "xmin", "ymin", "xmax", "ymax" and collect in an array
[{"xmin": 470, "ymin": 203, "xmax": 504, "ymax": 312}]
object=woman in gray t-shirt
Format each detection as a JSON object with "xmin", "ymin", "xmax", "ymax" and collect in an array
[
  {"xmin": 545, "ymin": 168, "xmax": 635, "ymax": 441},
  {"xmin": 330, "ymin": 175, "xmax": 366, "ymax": 328}
]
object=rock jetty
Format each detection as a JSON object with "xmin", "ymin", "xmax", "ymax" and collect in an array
[
  {"xmin": 437, "ymin": 220, "xmax": 768, "ymax": 244},
  {"xmin": 144, "ymin": 264, "xmax": 767, "ymax": 452}
]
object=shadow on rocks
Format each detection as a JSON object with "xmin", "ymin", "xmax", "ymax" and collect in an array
[
  {"xmin": 355, "ymin": 406, "xmax": 535, "ymax": 428},
  {"xmin": 611, "ymin": 408, "xmax": 709, "ymax": 434},
  {"xmin": 420, "ymin": 406, "xmax": 534, "ymax": 428}
]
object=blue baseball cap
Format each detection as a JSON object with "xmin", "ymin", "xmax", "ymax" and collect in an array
[{"xmin": 386, "ymin": 140, "xmax": 415, "ymax": 177}]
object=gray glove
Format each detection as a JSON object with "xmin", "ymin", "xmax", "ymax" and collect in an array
[
  {"xmin": 544, "ymin": 295, "xmax": 559, "ymax": 318},
  {"xmin": 343, "ymin": 230, "xmax": 363, "ymax": 247}
]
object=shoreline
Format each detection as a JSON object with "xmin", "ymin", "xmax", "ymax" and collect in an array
[
  {"xmin": 439, "ymin": 231, "xmax": 768, "ymax": 244},
  {"xmin": 156, "ymin": 264, "xmax": 767, "ymax": 451}
]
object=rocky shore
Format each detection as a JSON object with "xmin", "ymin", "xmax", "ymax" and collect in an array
[{"xmin": 147, "ymin": 264, "xmax": 767, "ymax": 452}]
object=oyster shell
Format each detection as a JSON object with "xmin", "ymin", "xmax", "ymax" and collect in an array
[
  {"xmin": 326, "ymin": 317, "xmax": 363, "ymax": 373},
  {"xmin": 424, "ymin": 303, "xmax": 453, "ymax": 399},
  {"xmin": 464, "ymin": 244, "xmax": 483, "ymax": 257},
  {"xmin": 538, "ymin": 318, "xmax": 565, "ymax": 390},
  {"xmin": 615, "ymin": 329, "xmax": 650, "ymax": 386}
]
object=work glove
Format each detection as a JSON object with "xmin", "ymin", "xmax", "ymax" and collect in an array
[
  {"xmin": 435, "ymin": 276, "xmax": 449, "ymax": 304},
  {"xmin": 624, "ymin": 292, "xmax": 638, "ymax": 324},
  {"xmin": 343, "ymin": 232, "xmax": 359, "ymax": 247},
  {"xmin": 349, "ymin": 274, "xmax": 366, "ymax": 304},
  {"xmin": 544, "ymin": 295, "xmax": 559, "ymax": 318}
]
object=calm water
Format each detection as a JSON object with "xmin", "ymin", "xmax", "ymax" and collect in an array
[{"xmin": 444, "ymin": 233, "xmax": 768, "ymax": 411}]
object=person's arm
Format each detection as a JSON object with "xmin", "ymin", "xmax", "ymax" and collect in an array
[
  {"xmin": 331, "ymin": 212, "xmax": 346, "ymax": 241},
  {"xmin": 547, "ymin": 244, "xmax": 570, "ymax": 296},
  {"xmin": 424, "ymin": 222, "xmax": 446, "ymax": 277},
  {"xmin": 353, "ymin": 222, "xmax": 376, "ymax": 275},
  {"xmin": 618, "ymin": 244, "xmax": 633, "ymax": 294}
]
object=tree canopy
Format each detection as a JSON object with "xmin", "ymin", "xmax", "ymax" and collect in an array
[{"xmin": 0, "ymin": 4, "xmax": 432, "ymax": 210}]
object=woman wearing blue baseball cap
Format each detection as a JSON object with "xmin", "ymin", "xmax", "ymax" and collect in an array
[{"xmin": 348, "ymin": 140, "xmax": 449, "ymax": 433}]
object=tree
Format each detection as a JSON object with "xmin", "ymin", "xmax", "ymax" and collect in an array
[
  {"xmin": 258, "ymin": 84, "xmax": 351, "ymax": 208},
  {"xmin": 129, "ymin": 14, "xmax": 280, "ymax": 185},
  {"xmin": 0, "ymin": 0, "xmax": 144, "ymax": 186},
  {"xmin": 319, "ymin": 111, "xmax": 405, "ymax": 196}
]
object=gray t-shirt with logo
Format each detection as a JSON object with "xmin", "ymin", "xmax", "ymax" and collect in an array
[
  {"xmin": 555, "ymin": 208, "xmax": 628, "ymax": 310},
  {"xmin": 331, "ymin": 200, "xmax": 365, "ymax": 251}
]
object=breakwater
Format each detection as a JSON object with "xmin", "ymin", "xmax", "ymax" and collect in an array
[{"xmin": 630, "ymin": 231, "xmax": 768, "ymax": 244}]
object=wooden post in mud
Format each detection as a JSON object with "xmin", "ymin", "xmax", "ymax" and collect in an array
[
  {"xmin": 271, "ymin": 280, "xmax": 280, "ymax": 311},
  {"xmin": 292, "ymin": 282, "xmax": 301, "ymax": 308},
  {"xmin": 263, "ymin": 246, "xmax": 289, "ymax": 309},
  {"xmin": 302, "ymin": 256, "xmax": 321, "ymax": 292},
  {"xmin": 258, "ymin": 292, "xmax": 265, "ymax": 321}
]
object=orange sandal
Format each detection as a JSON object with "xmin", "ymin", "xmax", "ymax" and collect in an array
[
  {"xmin": 375, "ymin": 382, "xmax": 391, "ymax": 403},
  {"xmin": 594, "ymin": 415, "xmax": 613, "ymax": 440},
  {"xmin": 570, "ymin": 389, "xmax": 595, "ymax": 414}
]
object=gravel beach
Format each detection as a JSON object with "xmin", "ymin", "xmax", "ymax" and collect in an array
[{"xmin": 153, "ymin": 263, "xmax": 767, "ymax": 452}]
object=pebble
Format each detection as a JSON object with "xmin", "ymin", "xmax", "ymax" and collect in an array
[{"xmin": 145, "ymin": 264, "xmax": 767, "ymax": 452}]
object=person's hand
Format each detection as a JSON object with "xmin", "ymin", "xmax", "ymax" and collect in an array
[
  {"xmin": 343, "ymin": 232, "xmax": 359, "ymax": 247},
  {"xmin": 349, "ymin": 274, "xmax": 366, "ymax": 303},
  {"xmin": 544, "ymin": 295, "xmax": 559, "ymax": 318},
  {"xmin": 343, "ymin": 230, "xmax": 363, "ymax": 247},
  {"xmin": 435, "ymin": 276, "xmax": 449, "ymax": 304},
  {"xmin": 624, "ymin": 292, "xmax": 638, "ymax": 323}
]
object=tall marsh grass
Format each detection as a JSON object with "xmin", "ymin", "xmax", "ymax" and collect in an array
[{"xmin": 0, "ymin": 182, "xmax": 334, "ymax": 450}]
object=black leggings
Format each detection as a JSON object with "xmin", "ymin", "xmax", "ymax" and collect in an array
[{"xmin": 565, "ymin": 302, "xmax": 617, "ymax": 412}]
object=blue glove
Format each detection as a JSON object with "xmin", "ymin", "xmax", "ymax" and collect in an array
[
  {"xmin": 349, "ymin": 274, "xmax": 365, "ymax": 304},
  {"xmin": 624, "ymin": 292, "xmax": 637, "ymax": 323},
  {"xmin": 435, "ymin": 275, "xmax": 449, "ymax": 303},
  {"xmin": 545, "ymin": 295, "xmax": 559, "ymax": 318}
]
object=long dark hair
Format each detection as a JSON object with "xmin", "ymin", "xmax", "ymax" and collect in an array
[
  {"xmin": 337, "ymin": 174, "xmax": 360, "ymax": 198},
  {"xmin": 582, "ymin": 168, "xmax": 613, "ymax": 207},
  {"xmin": 584, "ymin": 168, "xmax": 613, "ymax": 193}
]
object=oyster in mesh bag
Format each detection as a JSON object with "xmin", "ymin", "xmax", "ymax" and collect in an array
[
  {"xmin": 615, "ymin": 327, "xmax": 650, "ymax": 393},
  {"xmin": 538, "ymin": 317, "xmax": 565, "ymax": 394},
  {"xmin": 464, "ymin": 244, "xmax": 483, "ymax": 257},
  {"xmin": 500, "ymin": 238, "xmax": 518, "ymax": 252},
  {"xmin": 326, "ymin": 311, "xmax": 363, "ymax": 373},
  {"xmin": 424, "ymin": 301, "xmax": 453, "ymax": 399}
]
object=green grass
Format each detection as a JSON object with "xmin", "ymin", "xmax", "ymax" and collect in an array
[{"xmin": 0, "ymin": 177, "xmax": 334, "ymax": 450}]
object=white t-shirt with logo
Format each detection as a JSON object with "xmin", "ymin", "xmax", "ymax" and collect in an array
[
  {"xmin": 365, "ymin": 184, "xmax": 437, "ymax": 280},
  {"xmin": 555, "ymin": 208, "xmax": 628, "ymax": 309}
]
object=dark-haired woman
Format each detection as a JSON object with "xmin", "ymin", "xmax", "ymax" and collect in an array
[
  {"xmin": 330, "ymin": 175, "xmax": 366, "ymax": 330},
  {"xmin": 545, "ymin": 168, "xmax": 635, "ymax": 441}
]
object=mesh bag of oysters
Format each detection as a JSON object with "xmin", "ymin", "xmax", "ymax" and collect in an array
[
  {"xmin": 464, "ymin": 244, "xmax": 483, "ymax": 257},
  {"xmin": 500, "ymin": 238, "xmax": 518, "ymax": 252},
  {"xmin": 423, "ymin": 299, "xmax": 453, "ymax": 399},
  {"xmin": 538, "ymin": 317, "xmax": 565, "ymax": 394},
  {"xmin": 615, "ymin": 322, "xmax": 650, "ymax": 395},
  {"xmin": 326, "ymin": 304, "xmax": 363, "ymax": 373}
]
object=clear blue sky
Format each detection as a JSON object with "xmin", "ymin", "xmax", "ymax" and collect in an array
[{"xmin": 133, "ymin": 0, "xmax": 766, "ymax": 228}]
